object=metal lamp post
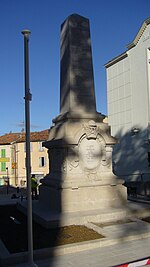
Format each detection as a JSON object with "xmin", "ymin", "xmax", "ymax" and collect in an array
[
  {"xmin": 6, "ymin": 167, "xmax": 9, "ymax": 194},
  {"xmin": 11, "ymin": 142, "xmax": 18, "ymax": 185},
  {"xmin": 21, "ymin": 29, "xmax": 37, "ymax": 267},
  {"xmin": 14, "ymin": 143, "xmax": 17, "ymax": 186}
]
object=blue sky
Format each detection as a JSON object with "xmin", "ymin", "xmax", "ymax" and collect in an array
[{"xmin": 0, "ymin": 0, "xmax": 150, "ymax": 135}]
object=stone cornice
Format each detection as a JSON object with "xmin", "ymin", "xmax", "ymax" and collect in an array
[
  {"xmin": 105, "ymin": 17, "xmax": 150, "ymax": 68},
  {"xmin": 126, "ymin": 17, "xmax": 150, "ymax": 49}
]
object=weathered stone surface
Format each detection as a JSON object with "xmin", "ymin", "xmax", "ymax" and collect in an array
[
  {"xmin": 60, "ymin": 14, "xmax": 96, "ymax": 115},
  {"xmin": 40, "ymin": 117, "xmax": 126, "ymax": 212},
  {"xmin": 39, "ymin": 14, "xmax": 127, "ymax": 220}
]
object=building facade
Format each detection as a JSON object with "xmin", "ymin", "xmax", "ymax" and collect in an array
[
  {"xmin": 0, "ymin": 130, "xmax": 49, "ymax": 186},
  {"xmin": 105, "ymin": 18, "xmax": 150, "ymax": 188}
]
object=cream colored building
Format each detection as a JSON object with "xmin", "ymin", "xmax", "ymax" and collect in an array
[{"xmin": 0, "ymin": 130, "xmax": 49, "ymax": 186}]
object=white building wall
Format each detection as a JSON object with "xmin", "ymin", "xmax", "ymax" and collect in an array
[
  {"xmin": 106, "ymin": 21, "xmax": 150, "ymax": 182},
  {"xmin": 129, "ymin": 26, "xmax": 150, "ymax": 131},
  {"xmin": 107, "ymin": 56, "xmax": 132, "ymax": 137}
]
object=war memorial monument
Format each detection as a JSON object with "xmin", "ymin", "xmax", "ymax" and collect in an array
[{"xmin": 38, "ymin": 14, "xmax": 127, "ymax": 225}]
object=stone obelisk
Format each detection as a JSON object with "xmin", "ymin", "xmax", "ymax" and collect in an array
[
  {"xmin": 60, "ymin": 13, "xmax": 96, "ymax": 115},
  {"xmin": 39, "ymin": 14, "xmax": 126, "ymax": 218}
]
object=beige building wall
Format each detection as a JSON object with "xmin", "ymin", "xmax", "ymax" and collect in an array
[
  {"xmin": 31, "ymin": 141, "xmax": 49, "ymax": 180},
  {"xmin": 0, "ymin": 144, "xmax": 11, "ymax": 185},
  {"xmin": 0, "ymin": 141, "xmax": 49, "ymax": 187},
  {"xmin": 16, "ymin": 141, "xmax": 49, "ymax": 186}
]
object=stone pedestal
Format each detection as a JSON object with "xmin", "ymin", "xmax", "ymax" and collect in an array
[
  {"xmin": 39, "ymin": 14, "xmax": 127, "ymax": 224},
  {"xmin": 40, "ymin": 116, "xmax": 127, "ymax": 213}
]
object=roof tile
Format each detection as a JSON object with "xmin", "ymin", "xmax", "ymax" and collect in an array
[{"xmin": 0, "ymin": 129, "xmax": 49, "ymax": 145}]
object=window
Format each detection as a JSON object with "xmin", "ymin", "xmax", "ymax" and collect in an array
[
  {"xmin": 39, "ymin": 157, "xmax": 46, "ymax": 167},
  {"xmin": 1, "ymin": 149, "xmax": 6, "ymax": 158},
  {"xmin": 39, "ymin": 142, "xmax": 44, "ymax": 152},
  {"xmin": 1, "ymin": 162, "xmax": 6, "ymax": 171},
  {"xmin": 0, "ymin": 149, "xmax": 6, "ymax": 172}
]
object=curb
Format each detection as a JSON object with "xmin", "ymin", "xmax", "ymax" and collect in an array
[
  {"xmin": 1, "ymin": 232, "xmax": 150, "ymax": 266},
  {"xmin": 116, "ymin": 257, "xmax": 150, "ymax": 267}
]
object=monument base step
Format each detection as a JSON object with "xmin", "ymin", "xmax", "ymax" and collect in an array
[{"xmin": 17, "ymin": 200, "xmax": 150, "ymax": 229}]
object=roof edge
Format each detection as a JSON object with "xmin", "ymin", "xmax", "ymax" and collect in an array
[
  {"xmin": 105, "ymin": 17, "xmax": 150, "ymax": 68},
  {"xmin": 126, "ymin": 17, "xmax": 150, "ymax": 49},
  {"xmin": 105, "ymin": 51, "xmax": 127, "ymax": 68}
]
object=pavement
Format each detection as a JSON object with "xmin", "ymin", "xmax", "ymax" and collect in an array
[
  {"xmin": 0, "ymin": 187, "xmax": 150, "ymax": 267},
  {"xmin": 2, "ymin": 237, "xmax": 150, "ymax": 267}
]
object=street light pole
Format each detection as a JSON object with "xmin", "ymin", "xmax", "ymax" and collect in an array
[
  {"xmin": 6, "ymin": 167, "xmax": 9, "ymax": 194},
  {"xmin": 13, "ymin": 143, "xmax": 17, "ymax": 186},
  {"xmin": 21, "ymin": 29, "xmax": 37, "ymax": 267}
]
